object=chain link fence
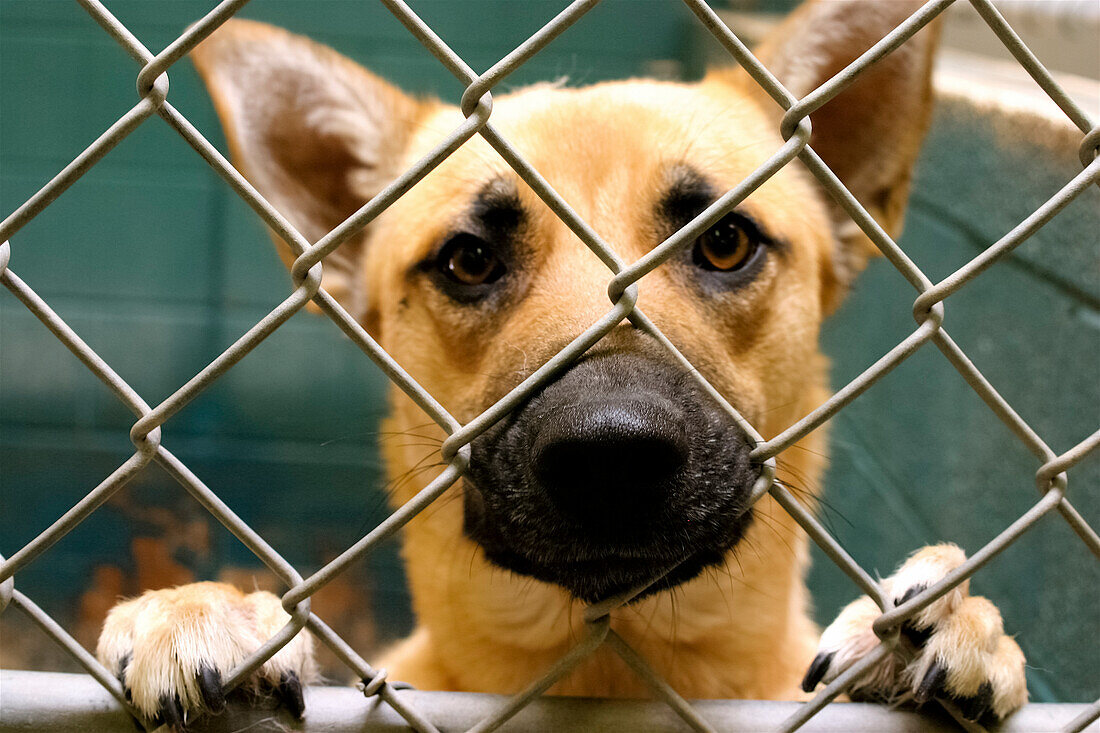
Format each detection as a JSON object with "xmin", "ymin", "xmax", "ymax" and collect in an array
[{"xmin": 1, "ymin": 0, "xmax": 1097, "ymax": 731}]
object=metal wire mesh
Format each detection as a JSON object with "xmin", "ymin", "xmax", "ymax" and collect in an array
[{"xmin": 1, "ymin": 0, "xmax": 1097, "ymax": 732}]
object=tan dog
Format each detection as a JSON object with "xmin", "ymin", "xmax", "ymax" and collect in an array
[{"xmin": 97, "ymin": 1, "xmax": 1028, "ymax": 728}]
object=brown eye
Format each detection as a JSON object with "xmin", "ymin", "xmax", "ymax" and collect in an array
[
  {"xmin": 692, "ymin": 214, "xmax": 760, "ymax": 272},
  {"xmin": 438, "ymin": 233, "xmax": 506, "ymax": 286}
]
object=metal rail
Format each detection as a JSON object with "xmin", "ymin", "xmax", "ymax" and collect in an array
[{"xmin": 1, "ymin": 671, "xmax": 1094, "ymax": 733}]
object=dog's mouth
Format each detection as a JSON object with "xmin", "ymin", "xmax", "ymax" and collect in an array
[
  {"xmin": 477, "ymin": 543, "xmax": 737, "ymax": 603},
  {"xmin": 461, "ymin": 338, "xmax": 758, "ymax": 604}
]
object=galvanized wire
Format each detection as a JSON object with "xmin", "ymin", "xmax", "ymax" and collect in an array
[{"xmin": 1, "ymin": 0, "xmax": 1097, "ymax": 732}]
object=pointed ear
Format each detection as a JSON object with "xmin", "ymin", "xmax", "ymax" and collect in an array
[
  {"xmin": 754, "ymin": 0, "xmax": 940, "ymax": 284},
  {"xmin": 191, "ymin": 19, "xmax": 433, "ymax": 318}
]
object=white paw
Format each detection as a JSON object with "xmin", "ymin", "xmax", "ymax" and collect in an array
[
  {"xmin": 97, "ymin": 581, "xmax": 315, "ymax": 729},
  {"xmin": 803, "ymin": 544, "xmax": 1027, "ymax": 724}
]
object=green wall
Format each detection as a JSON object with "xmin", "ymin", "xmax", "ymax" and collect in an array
[{"xmin": 2, "ymin": 0, "xmax": 1096, "ymax": 703}]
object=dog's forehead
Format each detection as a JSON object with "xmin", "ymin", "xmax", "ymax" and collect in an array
[
  {"xmin": 425, "ymin": 83, "xmax": 767, "ymax": 179},
  {"xmin": 495, "ymin": 80, "xmax": 772, "ymax": 143},
  {"xmin": 395, "ymin": 79, "xmax": 792, "ymax": 246}
]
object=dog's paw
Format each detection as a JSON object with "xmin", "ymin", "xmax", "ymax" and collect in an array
[
  {"xmin": 97, "ymin": 581, "xmax": 315, "ymax": 729},
  {"xmin": 802, "ymin": 544, "xmax": 1027, "ymax": 724}
]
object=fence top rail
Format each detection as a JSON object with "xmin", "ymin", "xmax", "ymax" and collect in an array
[{"xmin": 0, "ymin": 671, "xmax": 1093, "ymax": 733}]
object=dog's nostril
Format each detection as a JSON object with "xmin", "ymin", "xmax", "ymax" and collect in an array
[
  {"xmin": 531, "ymin": 400, "xmax": 688, "ymax": 522},
  {"xmin": 536, "ymin": 437, "xmax": 683, "ymax": 492}
]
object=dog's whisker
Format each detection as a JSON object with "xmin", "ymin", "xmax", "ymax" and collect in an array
[
  {"xmin": 321, "ymin": 423, "xmax": 445, "ymax": 447},
  {"xmin": 748, "ymin": 501, "xmax": 803, "ymax": 556},
  {"xmin": 416, "ymin": 489, "xmax": 465, "ymax": 525},
  {"xmin": 376, "ymin": 431, "xmax": 445, "ymax": 445},
  {"xmin": 355, "ymin": 455, "xmax": 446, "ymax": 534},
  {"xmin": 715, "ymin": 551, "xmax": 785, "ymax": 605},
  {"xmin": 774, "ymin": 440, "xmax": 829, "ymax": 459},
  {"xmin": 376, "ymin": 455, "xmax": 447, "ymax": 503},
  {"xmin": 772, "ymin": 471, "xmax": 853, "ymax": 535},
  {"xmin": 389, "ymin": 440, "xmax": 449, "ymax": 451}
]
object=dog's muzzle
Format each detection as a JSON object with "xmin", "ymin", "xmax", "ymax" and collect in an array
[{"xmin": 462, "ymin": 334, "xmax": 758, "ymax": 603}]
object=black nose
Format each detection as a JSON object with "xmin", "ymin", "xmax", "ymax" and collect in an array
[{"xmin": 531, "ymin": 396, "xmax": 689, "ymax": 523}]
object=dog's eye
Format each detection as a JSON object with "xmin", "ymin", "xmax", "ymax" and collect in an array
[
  {"xmin": 692, "ymin": 214, "xmax": 760, "ymax": 272},
  {"xmin": 438, "ymin": 234, "xmax": 506, "ymax": 286}
]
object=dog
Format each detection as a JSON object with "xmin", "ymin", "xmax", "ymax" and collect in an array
[{"xmin": 96, "ymin": 1, "xmax": 1028, "ymax": 728}]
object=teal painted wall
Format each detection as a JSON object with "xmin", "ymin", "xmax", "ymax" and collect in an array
[{"xmin": 2, "ymin": 0, "xmax": 1097, "ymax": 703}]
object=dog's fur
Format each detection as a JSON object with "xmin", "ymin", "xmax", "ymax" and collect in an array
[{"xmin": 98, "ymin": 1, "xmax": 1028, "ymax": 727}]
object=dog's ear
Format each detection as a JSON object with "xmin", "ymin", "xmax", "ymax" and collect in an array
[
  {"xmin": 191, "ymin": 19, "xmax": 432, "ymax": 318},
  {"xmin": 749, "ymin": 0, "xmax": 940, "ymax": 293}
]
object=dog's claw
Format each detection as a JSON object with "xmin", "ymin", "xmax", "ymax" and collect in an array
[
  {"xmin": 894, "ymin": 583, "xmax": 928, "ymax": 608},
  {"xmin": 955, "ymin": 682, "xmax": 994, "ymax": 722},
  {"xmin": 801, "ymin": 650, "xmax": 834, "ymax": 692},
  {"xmin": 115, "ymin": 654, "xmax": 142, "ymax": 733},
  {"xmin": 900, "ymin": 621, "xmax": 933, "ymax": 648},
  {"xmin": 278, "ymin": 671, "xmax": 306, "ymax": 719},
  {"xmin": 158, "ymin": 694, "xmax": 186, "ymax": 731},
  {"xmin": 116, "ymin": 652, "xmax": 132, "ymax": 701},
  {"xmin": 895, "ymin": 584, "xmax": 935, "ymax": 647},
  {"xmin": 915, "ymin": 659, "xmax": 947, "ymax": 703},
  {"xmin": 197, "ymin": 666, "xmax": 226, "ymax": 714}
]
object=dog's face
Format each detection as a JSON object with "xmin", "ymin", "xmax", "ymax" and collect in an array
[
  {"xmin": 193, "ymin": 5, "xmax": 937, "ymax": 604},
  {"xmin": 363, "ymin": 83, "xmax": 840, "ymax": 601}
]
